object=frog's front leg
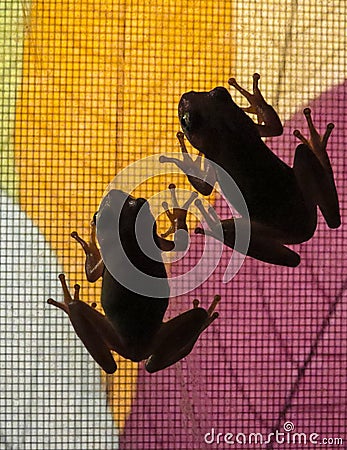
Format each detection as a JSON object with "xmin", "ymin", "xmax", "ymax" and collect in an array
[
  {"xmin": 159, "ymin": 132, "xmax": 217, "ymax": 195},
  {"xmin": 194, "ymin": 199, "xmax": 300, "ymax": 267},
  {"xmin": 293, "ymin": 108, "xmax": 341, "ymax": 230},
  {"xmin": 228, "ymin": 73, "xmax": 283, "ymax": 137},
  {"xmin": 145, "ymin": 295, "xmax": 220, "ymax": 373},
  {"xmin": 47, "ymin": 274, "xmax": 122, "ymax": 374},
  {"xmin": 71, "ymin": 217, "xmax": 105, "ymax": 282},
  {"xmin": 158, "ymin": 183, "xmax": 197, "ymax": 252}
]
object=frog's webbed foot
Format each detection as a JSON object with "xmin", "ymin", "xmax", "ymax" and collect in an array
[
  {"xmin": 228, "ymin": 73, "xmax": 283, "ymax": 137},
  {"xmin": 159, "ymin": 132, "xmax": 216, "ymax": 196},
  {"xmin": 48, "ymin": 274, "xmax": 120, "ymax": 374},
  {"xmin": 293, "ymin": 108, "xmax": 335, "ymax": 173},
  {"xmin": 47, "ymin": 273, "xmax": 80, "ymax": 314},
  {"xmin": 145, "ymin": 295, "xmax": 220, "ymax": 373},
  {"xmin": 161, "ymin": 183, "xmax": 198, "ymax": 237},
  {"xmin": 71, "ymin": 219, "xmax": 104, "ymax": 282},
  {"xmin": 159, "ymin": 183, "xmax": 197, "ymax": 251},
  {"xmin": 159, "ymin": 132, "xmax": 200, "ymax": 175},
  {"xmin": 293, "ymin": 108, "xmax": 340, "ymax": 230},
  {"xmin": 229, "ymin": 73, "xmax": 264, "ymax": 119}
]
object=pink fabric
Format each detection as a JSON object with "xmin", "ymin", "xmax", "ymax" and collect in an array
[{"xmin": 120, "ymin": 81, "xmax": 347, "ymax": 449}]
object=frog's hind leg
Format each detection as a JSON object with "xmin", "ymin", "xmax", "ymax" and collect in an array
[
  {"xmin": 144, "ymin": 295, "xmax": 220, "ymax": 373},
  {"xmin": 293, "ymin": 109, "xmax": 340, "ymax": 229},
  {"xmin": 48, "ymin": 274, "xmax": 119, "ymax": 374},
  {"xmin": 194, "ymin": 199, "xmax": 301, "ymax": 267}
]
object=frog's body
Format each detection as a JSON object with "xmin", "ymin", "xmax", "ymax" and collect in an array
[
  {"xmin": 98, "ymin": 191, "xmax": 169, "ymax": 363},
  {"xmin": 100, "ymin": 268, "xmax": 166, "ymax": 363},
  {"xmin": 48, "ymin": 186, "xmax": 219, "ymax": 374},
  {"xmin": 161, "ymin": 74, "xmax": 340, "ymax": 266}
]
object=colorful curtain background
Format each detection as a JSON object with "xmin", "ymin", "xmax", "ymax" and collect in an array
[{"xmin": 0, "ymin": 0, "xmax": 346, "ymax": 448}]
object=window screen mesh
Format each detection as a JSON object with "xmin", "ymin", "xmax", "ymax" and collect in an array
[{"xmin": 1, "ymin": 0, "xmax": 346, "ymax": 449}]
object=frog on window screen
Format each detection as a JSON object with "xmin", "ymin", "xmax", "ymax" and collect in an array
[
  {"xmin": 160, "ymin": 74, "xmax": 341, "ymax": 267},
  {"xmin": 47, "ymin": 185, "xmax": 220, "ymax": 374}
]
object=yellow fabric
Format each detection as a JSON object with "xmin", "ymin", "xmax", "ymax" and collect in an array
[{"xmin": 15, "ymin": 0, "xmax": 233, "ymax": 430}]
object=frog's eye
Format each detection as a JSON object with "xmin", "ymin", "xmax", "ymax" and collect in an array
[
  {"xmin": 128, "ymin": 199, "xmax": 137, "ymax": 207},
  {"xmin": 180, "ymin": 112, "xmax": 191, "ymax": 131},
  {"xmin": 181, "ymin": 111, "xmax": 201, "ymax": 132}
]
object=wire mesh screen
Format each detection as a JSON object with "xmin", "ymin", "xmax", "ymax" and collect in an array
[{"xmin": 1, "ymin": 0, "xmax": 346, "ymax": 449}]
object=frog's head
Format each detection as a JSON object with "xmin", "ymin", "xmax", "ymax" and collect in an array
[
  {"xmin": 178, "ymin": 86, "xmax": 251, "ymax": 154},
  {"xmin": 97, "ymin": 189, "xmax": 150, "ymax": 237},
  {"xmin": 96, "ymin": 189, "xmax": 160, "ymax": 265}
]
